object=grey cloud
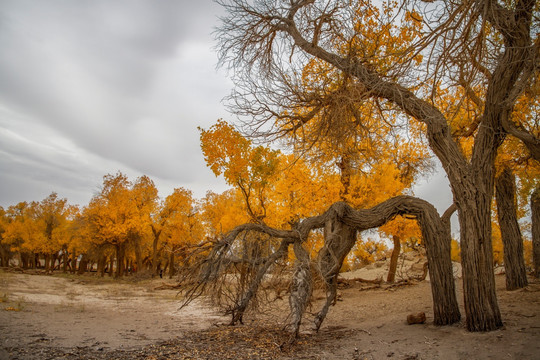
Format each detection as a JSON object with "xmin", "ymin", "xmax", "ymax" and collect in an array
[{"xmin": 0, "ymin": 0, "xmax": 230, "ymax": 207}]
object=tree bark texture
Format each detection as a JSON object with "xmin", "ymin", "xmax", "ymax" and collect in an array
[
  {"xmin": 387, "ymin": 235, "xmax": 401, "ymax": 283},
  {"xmin": 289, "ymin": 240, "xmax": 312, "ymax": 336},
  {"xmin": 496, "ymin": 168, "xmax": 528, "ymax": 290},
  {"xmin": 314, "ymin": 219, "xmax": 357, "ymax": 330},
  {"xmin": 245, "ymin": 0, "xmax": 536, "ymax": 332},
  {"xmin": 532, "ymin": 185, "xmax": 540, "ymax": 278},
  {"xmin": 188, "ymin": 195, "xmax": 460, "ymax": 333},
  {"xmin": 454, "ymin": 178, "xmax": 503, "ymax": 331}
]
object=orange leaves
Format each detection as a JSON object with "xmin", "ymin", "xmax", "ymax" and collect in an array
[
  {"xmin": 2, "ymin": 193, "xmax": 72, "ymax": 255},
  {"xmin": 200, "ymin": 120, "xmax": 281, "ymax": 222},
  {"xmin": 84, "ymin": 172, "xmax": 158, "ymax": 246}
]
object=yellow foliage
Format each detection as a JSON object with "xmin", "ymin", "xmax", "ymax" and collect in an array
[{"xmin": 451, "ymin": 239, "xmax": 461, "ymax": 263}]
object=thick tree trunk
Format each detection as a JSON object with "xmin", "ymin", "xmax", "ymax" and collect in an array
[
  {"xmin": 339, "ymin": 198, "xmax": 460, "ymax": 325},
  {"xmin": 387, "ymin": 235, "xmax": 401, "ymax": 283},
  {"xmin": 496, "ymin": 168, "xmax": 528, "ymax": 290},
  {"xmin": 532, "ymin": 185, "xmax": 540, "ymax": 278},
  {"xmin": 456, "ymin": 188, "xmax": 503, "ymax": 331},
  {"xmin": 115, "ymin": 243, "xmax": 125, "ymax": 278},
  {"xmin": 314, "ymin": 219, "xmax": 357, "ymax": 330}
]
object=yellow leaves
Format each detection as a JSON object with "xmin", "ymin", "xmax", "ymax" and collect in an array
[
  {"xmin": 84, "ymin": 172, "xmax": 158, "ymax": 246},
  {"xmin": 451, "ymin": 239, "xmax": 461, "ymax": 263},
  {"xmin": 200, "ymin": 120, "xmax": 281, "ymax": 222},
  {"xmin": 202, "ymin": 190, "xmax": 249, "ymax": 236}
]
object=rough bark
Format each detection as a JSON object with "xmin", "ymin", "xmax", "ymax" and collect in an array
[
  {"xmin": 532, "ymin": 185, "xmax": 540, "ymax": 278},
  {"xmin": 314, "ymin": 219, "xmax": 357, "ymax": 330},
  {"xmin": 289, "ymin": 240, "xmax": 312, "ymax": 337},
  {"xmin": 496, "ymin": 168, "xmax": 528, "ymax": 290},
  {"xmin": 455, "ymin": 188, "xmax": 503, "ymax": 331},
  {"xmin": 387, "ymin": 235, "xmax": 401, "ymax": 283},
  {"xmin": 187, "ymin": 195, "xmax": 460, "ymax": 333},
  {"xmin": 215, "ymin": 0, "xmax": 538, "ymax": 331}
]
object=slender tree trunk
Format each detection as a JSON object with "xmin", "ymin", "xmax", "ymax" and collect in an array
[
  {"xmin": 44, "ymin": 254, "xmax": 51, "ymax": 272},
  {"xmin": 97, "ymin": 254, "xmax": 106, "ymax": 277},
  {"xmin": 496, "ymin": 168, "xmax": 528, "ymax": 290},
  {"xmin": 132, "ymin": 233, "xmax": 143, "ymax": 273},
  {"xmin": 0, "ymin": 245, "xmax": 10, "ymax": 267},
  {"xmin": 108, "ymin": 257, "xmax": 114, "ymax": 277},
  {"xmin": 169, "ymin": 246, "xmax": 176, "ymax": 278},
  {"xmin": 151, "ymin": 229, "xmax": 162, "ymax": 276},
  {"xmin": 387, "ymin": 235, "xmax": 401, "ymax": 283},
  {"xmin": 77, "ymin": 254, "xmax": 88, "ymax": 275},
  {"xmin": 289, "ymin": 240, "xmax": 312, "ymax": 337},
  {"xmin": 115, "ymin": 243, "xmax": 125, "ymax": 278},
  {"xmin": 532, "ymin": 185, "xmax": 540, "ymax": 278},
  {"xmin": 62, "ymin": 248, "xmax": 68, "ymax": 273},
  {"xmin": 70, "ymin": 255, "xmax": 77, "ymax": 274}
]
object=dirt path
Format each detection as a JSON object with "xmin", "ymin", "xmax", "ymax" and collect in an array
[
  {"xmin": 1, "ymin": 270, "xmax": 539, "ymax": 359},
  {"xmin": 0, "ymin": 271, "xmax": 227, "ymax": 353}
]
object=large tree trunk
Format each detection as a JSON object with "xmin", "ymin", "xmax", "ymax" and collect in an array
[
  {"xmin": 387, "ymin": 235, "xmax": 401, "ymax": 283},
  {"xmin": 455, "ymin": 181, "xmax": 503, "ymax": 331},
  {"xmin": 496, "ymin": 168, "xmax": 528, "ymax": 290},
  {"xmin": 532, "ymin": 185, "xmax": 540, "ymax": 278},
  {"xmin": 314, "ymin": 219, "xmax": 357, "ymax": 330}
]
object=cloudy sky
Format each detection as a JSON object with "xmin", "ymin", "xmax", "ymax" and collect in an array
[
  {"xmin": 0, "ymin": 0, "xmax": 235, "ymax": 207},
  {"xmin": 0, "ymin": 0, "xmax": 454, "ymax": 223}
]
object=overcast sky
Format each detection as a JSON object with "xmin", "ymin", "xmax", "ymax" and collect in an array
[
  {"xmin": 0, "ymin": 0, "xmax": 234, "ymax": 207},
  {"xmin": 0, "ymin": 0, "xmax": 454, "ymax": 226}
]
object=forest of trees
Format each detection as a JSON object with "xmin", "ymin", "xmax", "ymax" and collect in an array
[{"xmin": 1, "ymin": 0, "xmax": 538, "ymax": 339}]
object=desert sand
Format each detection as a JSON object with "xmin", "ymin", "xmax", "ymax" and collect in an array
[{"xmin": 1, "ymin": 263, "xmax": 539, "ymax": 359}]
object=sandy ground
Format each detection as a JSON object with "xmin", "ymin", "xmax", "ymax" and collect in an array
[{"xmin": 1, "ymin": 266, "xmax": 539, "ymax": 360}]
